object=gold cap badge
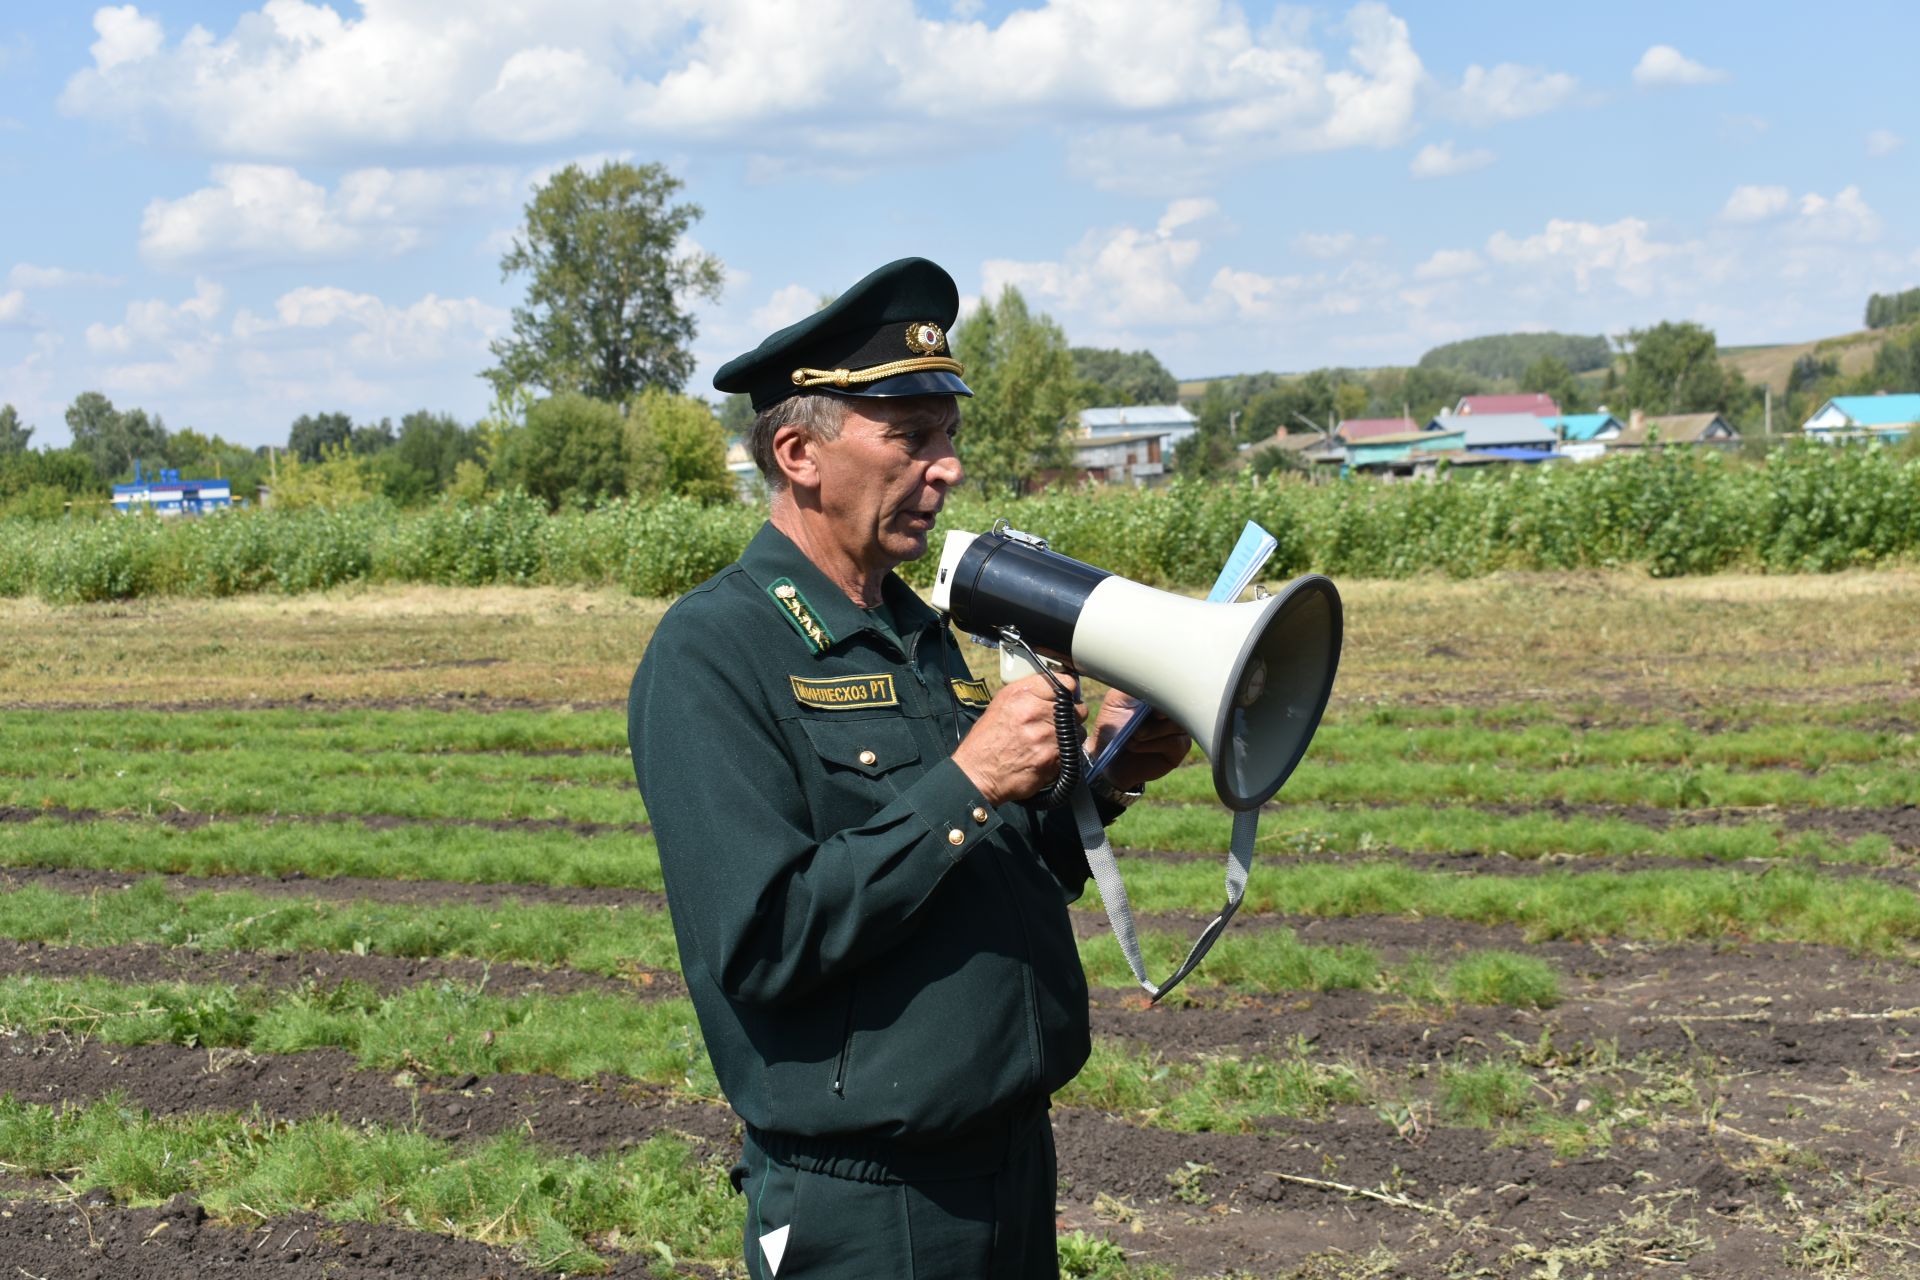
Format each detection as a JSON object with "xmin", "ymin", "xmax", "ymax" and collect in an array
[{"xmin": 904, "ymin": 321, "xmax": 947, "ymax": 356}]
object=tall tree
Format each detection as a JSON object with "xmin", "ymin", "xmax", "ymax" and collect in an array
[
  {"xmin": 288, "ymin": 412, "xmax": 353, "ymax": 463},
  {"xmin": 0, "ymin": 404, "xmax": 31, "ymax": 455},
  {"xmin": 1616, "ymin": 321, "xmax": 1734, "ymax": 414},
  {"xmin": 1070, "ymin": 347, "xmax": 1178, "ymax": 405},
  {"xmin": 1520, "ymin": 354, "xmax": 1587, "ymax": 414},
  {"xmin": 64, "ymin": 391, "xmax": 168, "ymax": 481},
  {"xmin": 951, "ymin": 286, "xmax": 1080, "ymax": 496},
  {"xmin": 487, "ymin": 161, "xmax": 725, "ymax": 401}
]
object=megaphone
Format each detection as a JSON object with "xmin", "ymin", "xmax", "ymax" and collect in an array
[{"xmin": 932, "ymin": 525, "xmax": 1341, "ymax": 811}]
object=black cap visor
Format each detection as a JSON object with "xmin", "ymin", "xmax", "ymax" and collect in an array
[{"xmin": 833, "ymin": 370, "xmax": 973, "ymax": 400}]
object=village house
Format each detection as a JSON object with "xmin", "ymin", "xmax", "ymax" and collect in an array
[
  {"xmin": 1069, "ymin": 404, "xmax": 1198, "ymax": 486},
  {"xmin": 1616, "ymin": 411, "xmax": 1742, "ymax": 450},
  {"xmin": 1454, "ymin": 393, "xmax": 1561, "ymax": 418},
  {"xmin": 1801, "ymin": 393, "xmax": 1920, "ymax": 444},
  {"xmin": 1423, "ymin": 412, "xmax": 1560, "ymax": 453}
]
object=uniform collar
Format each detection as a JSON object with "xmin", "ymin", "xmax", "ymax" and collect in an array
[{"xmin": 739, "ymin": 521, "xmax": 941, "ymax": 659}]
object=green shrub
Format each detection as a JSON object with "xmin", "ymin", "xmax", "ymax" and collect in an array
[{"xmin": 3, "ymin": 444, "xmax": 1916, "ymax": 602}]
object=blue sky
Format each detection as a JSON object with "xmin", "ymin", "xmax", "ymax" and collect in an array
[{"xmin": 2, "ymin": 1, "xmax": 1915, "ymax": 448}]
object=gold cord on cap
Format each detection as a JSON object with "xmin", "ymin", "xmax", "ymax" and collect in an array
[{"xmin": 790, "ymin": 356, "xmax": 964, "ymax": 389}]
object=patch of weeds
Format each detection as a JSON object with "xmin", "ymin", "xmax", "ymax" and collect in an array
[
  {"xmin": 1165, "ymin": 1161, "xmax": 1214, "ymax": 1206},
  {"xmin": 1445, "ymin": 950, "xmax": 1561, "ymax": 1009},
  {"xmin": 1057, "ymin": 1230, "xmax": 1138, "ymax": 1279},
  {"xmin": 1438, "ymin": 1060, "xmax": 1534, "ymax": 1127},
  {"xmin": 154, "ymin": 985, "xmax": 258, "ymax": 1049}
]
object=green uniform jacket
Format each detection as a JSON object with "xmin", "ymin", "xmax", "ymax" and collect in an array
[{"xmin": 629, "ymin": 522, "xmax": 1094, "ymax": 1163}]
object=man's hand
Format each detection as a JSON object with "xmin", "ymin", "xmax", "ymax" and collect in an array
[
  {"xmin": 952, "ymin": 672, "xmax": 1084, "ymax": 807},
  {"xmin": 1088, "ymin": 689, "xmax": 1192, "ymax": 791}
]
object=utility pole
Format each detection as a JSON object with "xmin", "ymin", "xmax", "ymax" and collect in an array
[{"xmin": 1764, "ymin": 386, "xmax": 1772, "ymax": 437}]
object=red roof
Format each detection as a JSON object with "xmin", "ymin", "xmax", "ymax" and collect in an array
[
  {"xmin": 1336, "ymin": 416, "xmax": 1417, "ymax": 441},
  {"xmin": 1456, "ymin": 394, "xmax": 1560, "ymax": 418}
]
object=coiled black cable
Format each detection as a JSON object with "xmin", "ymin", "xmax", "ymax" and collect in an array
[{"xmin": 997, "ymin": 627, "xmax": 1088, "ymax": 811}]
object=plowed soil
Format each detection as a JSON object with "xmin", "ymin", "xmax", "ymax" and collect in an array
[{"xmin": 5, "ymin": 903, "xmax": 1917, "ymax": 1275}]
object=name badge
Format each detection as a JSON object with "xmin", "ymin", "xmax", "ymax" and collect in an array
[
  {"xmin": 949, "ymin": 677, "xmax": 991, "ymax": 708},
  {"xmin": 791, "ymin": 673, "xmax": 899, "ymax": 711}
]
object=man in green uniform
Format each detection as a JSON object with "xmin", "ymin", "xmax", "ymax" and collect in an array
[{"xmin": 629, "ymin": 257, "xmax": 1188, "ymax": 1278}]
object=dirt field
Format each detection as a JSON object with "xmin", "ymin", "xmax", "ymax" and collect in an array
[{"xmin": 2, "ymin": 574, "xmax": 1917, "ymax": 1278}]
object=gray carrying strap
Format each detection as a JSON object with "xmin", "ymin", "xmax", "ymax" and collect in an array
[{"xmin": 1070, "ymin": 786, "xmax": 1259, "ymax": 1003}]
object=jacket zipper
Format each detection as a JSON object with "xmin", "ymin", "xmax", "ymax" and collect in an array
[{"xmin": 831, "ymin": 978, "xmax": 856, "ymax": 1097}]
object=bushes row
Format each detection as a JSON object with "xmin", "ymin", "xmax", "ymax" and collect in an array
[
  {"xmin": 0, "ymin": 492, "xmax": 761, "ymax": 603},
  {"xmin": 1, "ymin": 444, "xmax": 1915, "ymax": 603}
]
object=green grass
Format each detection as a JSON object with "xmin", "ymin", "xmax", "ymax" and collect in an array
[
  {"xmin": 1439, "ymin": 1060, "xmax": 1537, "ymax": 1126},
  {"xmin": 1058, "ymin": 1037, "xmax": 1369, "ymax": 1132},
  {"xmin": 1150, "ymin": 755, "xmax": 1920, "ymax": 809},
  {"xmin": 0, "ymin": 1094, "xmax": 737, "ymax": 1273},
  {"xmin": 0, "ymin": 708, "xmax": 630, "ymax": 755},
  {"xmin": 0, "ymin": 817, "xmax": 663, "ymax": 890},
  {"xmin": 0, "ymin": 975, "xmax": 718, "ymax": 1092},
  {"xmin": 1075, "ymin": 928, "xmax": 1561, "ymax": 1008},
  {"xmin": 1117, "ymin": 799, "xmax": 1892, "ymax": 864},
  {"xmin": 0, "ymin": 879, "xmax": 682, "ymax": 976},
  {"xmin": 0, "ymin": 744, "xmax": 643, "ymax": 823},
  {"xmin": 1312, "ymin": 720, "xmax": 1920, "ymax": 769},
  {"xmin": 0, "ymin": 880, "xmax": 1566, "ymax": 1010},
  {"xmin": 1092, "ymin": 860, "xmax": 1920, "ymax": 955}
]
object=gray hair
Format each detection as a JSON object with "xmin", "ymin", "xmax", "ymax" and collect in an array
[{"xmin": 749, "ymin": 393, "xmax": 852, "ymax": 489}]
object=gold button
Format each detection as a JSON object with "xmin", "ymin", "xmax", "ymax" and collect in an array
[
  {"xmin": 971, "ymin": 806, "xmax": 990, "ymax": 825},
  {"xmin": 947, "ymin": 828, "xmax": 965, "ymax": 846},
  {"xmin": 858, "ymin": 749, "xmax": 877, "ymax": 766}
]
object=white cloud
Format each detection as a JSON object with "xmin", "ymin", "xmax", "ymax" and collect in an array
[
  {"xmin": 750, "ymin": 284, "xmax": 819, "ymax": 334},
  {"xmin": 1409, "ymin": 140, "xmax": 1493, "ymax": 178},
  {"xmin": 140, "ymin": 163, "xmax": 517, "ymax": 267},
  {"xmin": 1444, "ymin": 62, "xmax": 1577, "ymax": 124},
  {"xmin": 60, "ymin": 0, "xmax": 1425, "ymax": 186},
  {"xmin": 1721, "ymin": 184, "xmax": 1790, "ymax": 223},
  {"xmin": 1718, "ymin": 183, "xmax": 1880, "ymax": 242},
  {"xmin": 235, "ymin": 286, "xmax": 508, "ymax": 367},
  {"xmin": 86, "ymin": 278, "xmax": 226, "ymax": 354},
  {"xmin": 1867, "ymin": 128, "xmax": 1904, "ymax": 157},
  {"xmin": 1413, "ymin": 248, "xmax": 1484, "ymax": 280},
  {"xmin": 8, "ymin": 264, "xmax": 121, "ymax": 290},
  {"xmin": 0, "ymin": 290, "xmax": 27, "ymax": 325},
  {"xmin": 1632, "ymin": 45, "xmax": 1727, "ymax": 87},
  {"xmin": 89, "ymin": 4, "xmax": 163, "ymax": 71},
  {"xmin": 1485, "ymin": 217, "xmax": 1681, "ymax": 296},
  {"xmin": 1294, "ymin": 231, "xmax": 1357, "ymax": 260},
  {"xmin": 1794, "ymin": 186, "xmax": 1879, "ymax": 243}
]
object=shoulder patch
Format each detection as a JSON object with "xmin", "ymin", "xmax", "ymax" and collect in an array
[
  {"xmin": 791, "ymin": 673, "xmax": 899, "ymax": 711},
  {"xmin": 949, "ymin": 677, "xmax": 991, "ymax": 709},
  {"xmin": 766, "ymin": 577, "xmax": 835, "ymax": 653}
]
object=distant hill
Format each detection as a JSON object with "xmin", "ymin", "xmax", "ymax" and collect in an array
[
  {"xmin": 1417, "ymin": 333, "xmax": 1612, "ymax": 380},
  {"xmin": 1717, "ymin": 327, "xmax": 1899, "ymax": 395}
]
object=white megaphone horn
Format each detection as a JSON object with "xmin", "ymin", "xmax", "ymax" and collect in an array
[{"xmin": 931, "ymin": 526, "xmax": 1341, "ymax": 811}]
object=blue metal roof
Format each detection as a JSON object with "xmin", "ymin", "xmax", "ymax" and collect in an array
[
  {"xmin": 1474, "ymin": 447, "xmax": 1559, "ymax": 462},
  {"xmin": 1815, "ymin": 394, "xmax": 1920, "ymax": 427},
  {"xmin": 1553, "ymin": 413, "xmax": 1622, "ymax": 442}
]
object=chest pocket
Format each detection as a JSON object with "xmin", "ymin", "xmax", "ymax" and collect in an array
[{"xmin": 791, "ymin": 717, "xmax": 917, "ymax": 786}]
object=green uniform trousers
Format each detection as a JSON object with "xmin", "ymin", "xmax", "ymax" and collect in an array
[{"xmin": 733, "ymin": 1107, "xmax": 1059, "ymax": 1279}]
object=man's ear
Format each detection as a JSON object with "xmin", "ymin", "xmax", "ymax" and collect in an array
[{"xmin": 771, "ymin": 423, "xmax": 819, "ymax": 491}]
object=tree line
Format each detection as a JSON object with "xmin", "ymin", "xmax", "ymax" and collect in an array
[
  {"xmin": 1865, "ymin": 287, "xmax": 1920, "ymax": 331},
  {"xmin": 8, "ymin": 158, "xmax": 1916, "ymax": 520}
]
